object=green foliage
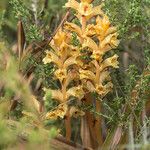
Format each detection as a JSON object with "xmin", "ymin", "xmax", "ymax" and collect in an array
[
  {"xmin": 10, "ymin": 0, "xmax": 43, "ymax": 42},
  {"xmin": 0, "ymin": 10, "xmax": 5, "ymax": 38},
  {"xmin": 44, "ymin": 89, "xmax": 58, "ymax": 111},
  {"xmin": 10, "ymin": 0, "xmax": 31, "ymax": 21},
  {"xmin": 103, "ymin": 0, "xmax": 149, "ymax": 39},
  {"xmin": 125, "ymin": 65, "xmax": 139, "ymax": 93},
  {"xmin": 0, "ymin": 119, "xmax": 17, "ymax": 149},
  {"xmin": 0, "ymin": 42, "xmax": 58, "ymax": 149}
]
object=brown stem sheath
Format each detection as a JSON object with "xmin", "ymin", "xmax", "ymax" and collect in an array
[{"xmin": 65, "ymin": 110, "xmax": 71, "ymax": 141}]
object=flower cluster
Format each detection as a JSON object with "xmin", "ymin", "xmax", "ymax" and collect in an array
[
  {"xmin": 64, "ymin": 0, "xmax": 119, "ymax": 97},
  {"xmin": 43, "ymin": 0, "xmax": 119, "ymax": 122},
  {"xmin": 43, "ymin": 29, "xmax": 85, "ymax": 119}
]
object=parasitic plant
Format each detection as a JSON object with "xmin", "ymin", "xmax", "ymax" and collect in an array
[{"xmin": 43, "ymin": 0, "xmax": 119, "ymax": 147}]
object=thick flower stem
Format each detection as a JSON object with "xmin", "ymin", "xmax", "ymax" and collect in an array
[
  {"xmin": 94, "ymin": 63, "xmax": 103, "ymax": 145},
  {"xmin": 81, "ymin": 93, "xmax": 98, "ymax": 148},
  {"xmin": 81, "ymin": 115, "xmax": 92, "ymax": 148},
  {"xmin": 65, "ymin": 110, "xmax": 71, "ymax": 141},
  {"xmin": 81, "ymin": 16, "xmax": 86, "ymax": 32},
  {"xmin": 95, "ymin": 100, "xmax": 103, "ymax": 145},
  {"xmin": 81, "ymin": 16, "xmax": 86, "ymax": 43}
]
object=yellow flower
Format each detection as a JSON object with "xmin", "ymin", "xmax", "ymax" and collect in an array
[
  {"xmin": 91, "ymin": 51, "xmax": 103, "ymax": 61},
  {"xmin": 86, "ymin": 81, "xmax": 113, "ymax": 96},
  {"xmin": 45, "ymin": 104, "xmax": 68, "ymax": 120},
  {"xmin": 94, "ymin": 16, "xmax": 119, "ymax": 44},
  {"xmin": 95, "ymin": 84, "xmax": 106, "ymax": 95},
  {"xmin": 65, "ymin": 0, "xmax": 79, "ymax": 11},
  {"xmin": 64, "ymin": 22, "xmax": 82, "ymax": 38},
  {"xmin": 69, "ymin": 45, "xmax": 80, "ymax": 57},
  {"xmin": 86, "ymin": 80, "xmax": 95, "ymax": 92},
  {"xmin": 55, "ymin": 69, "xmax": 67, "ymax": 82},
  {"xmin": 99, "ymin": 70, "xmax": 111, "ymax": 84},
  {"xmin": 65, "ymin": 0, "xmax": 104, "ymax": 21},
  {"xmin": 53, "ymin": 29, "xmax": 71, "ymax": 48},
  {"xmin": 83, "ymin": 37, "xmax": 98, "ymax": 51},
  {"xmin": 96, "ymin": 82, "xmax": 113, "ymax": 96},
  {"xmin": 100, "ymin": 33, "xmax": 120, "ymax": 49},
  {"xmin": 86, "ymin": 24, "xmax": 97, "ymax": 36},
  {"xmin": 43, "ymin": 50, "xmax": 61, "ymax": 66},
  {"xmin": 65, "ymin": 68, "xmax": 80, "ymax": 87},
  {"xmin": 63, "ymin": 56, "xmax": 77, "ymax": 69},
  {"xmin": 64, "ymin": 22, "xmax": 98, "ymax": 38},
  {"xmin": 67, "ymin": 85, "xmax": 85, "ymax": 100},
  {"xmin": 79, "ymin": 69, "xmax": 95, "ymax": 81},
  {"xmin": 102, "ymin": 82, "xmax": 113, "ymax": 97},
  {"xmin": 105, "ymin": 82, "xmax": 113, "ymax": 92},
  {"xmin": 82, "ymin": 37, "xmax": 105, "ymax": 60},
  {"xmin": 45, "ymin": 111, "xmax": 58, "ymax": 120},
  {"xmin": 81, "ymin": 0, "xmax": 93, "ymax": 3},
  {"xmin": 102, "ymin": 54, "xmax": 119, "ymax": 69},
  {"xmin": 78, "ymin": 2, "xmax": 93, "ymax": 17},
  {"xmin": 109, "ymin": 33, "xmax": 120, "ymax": 48},
  {"xmin": 69, "ymin": 106, "xmax": 85, "ymax": 118},
  {"xmin": 96, "ymin": 15, "xmax": 110, "ymax": 34}
]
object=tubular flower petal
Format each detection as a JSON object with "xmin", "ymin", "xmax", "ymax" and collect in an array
[
  {"xmin": 82, "ymin": 37, "xmax": 106, "ymax": 59},
  {"xmin": 101, "ymin": 54, "xmax": 119, "ymax": 69},
  {"xmin": 91, "ymin": 59, "xmax": 100, "ymax": 69},
  {"xmin": 66, "ymin": 85, "xmax": 85, "ymax": 100},
  {"xmin": 53, "ymin": 29, "xmax": 71, "ymax": 48},
  {"xmin": 65, "ymin": 69, "xmax": 80, "ymax": 87},
  {"xmin": 102, "ymin": 82, "xmax": 113, "ymax": 97},
  {"xmin": 91, "ymin": 51, "xmax": 101, "ymax": 60},
  {"xmin": 76, "ymin": 4, "xmax": 104, "ymax": 22},
  {"xmin": 69, "ymin": 106, "xmax": 85, "ymax": 118},
  {"xmin": 64, "ymin": 22, "xmax": 82, "ymax": 38},
  {"xmin": 86, "ymin": 81, "xmax": 95, "ymax": 92},
  {"xmin": 68, "ymin": 68, "xmax": 79, "ymax": 79},
  {"xmin": 109, "ymin": 34, "xmax": 120, "ymax": 48},
  {"xmin": 79, "ymin": 2, "xmax": 93, "ymax": 17},
  {"xmin": 63, "ymin": 56, "xmax": 77, "ymax": 69},
  {"xmin": 83, "ymin": 37, "xmax": 98, "ymax": 51},
  {"xmin": 86, "ymin": 24, "xmax": 96, "ymax": 36},
  {"xmin": 99, "ymin": 70, "xmax": 111, "ymax": 84},
  {"xmin": 95, "ymin": 84, "xmax": 106, "ymax": 95},
  {"xmin": 79, "ymin": 69, "xmax": 95, "ymax": 80},
  {"xmin": 54, "ymin": 69, "xmax": 67, "ymax": 82},
  {"xmin": 96, "ymin": 82, "xmax": 113, "ymax": 96},
  {"xmin": 91, "ymin": 51, "xmax": 103, "ymax": 61},
  {"xmin": 65, "ymin": 0, "xmax": 79, "ymax": 11},
  {"xmin": 46, "ymin": 104, "xmax": 68, "ymax": 120},
  {"xmin": 43, "ymin": 50, "xmax": 60, "ymax": 66},
  {"xmin": 70, "ymin": 45, "xmax": 80, "ymax": 54},
  {"xmin": 100, "ymin": 33, "xmax": 119, "ymax": 49},
  {"xmin": 90, "ymin": 5, "xmax": 104, "ymax": 18},
  {"xmin": 81, "ymin": 0, "xmax": 93, "ymax": 3},
  {"xmin": 57, "ymin": 45, "xmax": 69, "ymax": 58},
  {"xmin": 96, "ymin": 15, "xmax": 110, "ymax": 34},
  {"xmin": 65, "ymin": 0, "xmax": 103, "ymax": 20},
  {"xmin": 45, "ymin": 111, "xmax": 58, "ymax": 120},
  {"xmin": 105, "ymin": 82, "xmax": 113, "ymax": 91},
  {"xmin": 105, "ymin": 27, "xmax": 117, "ymax": 37}
]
